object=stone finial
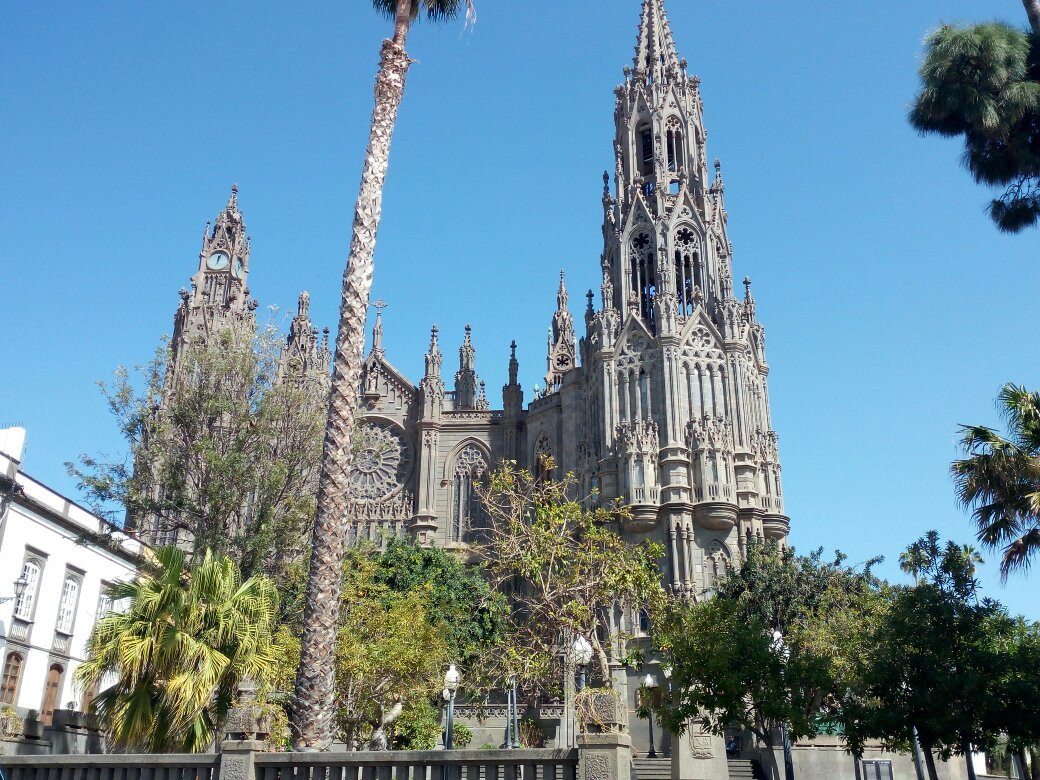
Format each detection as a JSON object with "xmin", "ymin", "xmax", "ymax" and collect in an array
[
  {"xmin": 223, "ymin": 677, "xmax": 269, "ymax": 741},
  {"xmin": 743, "ymin": 277, "xmax": 752, "ymax": 299},
  {"xmin": 371, "ymin": 298, "xmax": 386, "ymax": 353},
  {"xmin": 424, "ymin": 325, "xmax": 442, "ymax": 379},
  {"xmin": 508, "ymin": 340, "xmax": 519, "ymax": 385}
]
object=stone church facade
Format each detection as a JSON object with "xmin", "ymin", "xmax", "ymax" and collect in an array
[
  {"xmin": 349, "ymin": 0, "xmax": 789, "ymax": 595},
  {"xmin": 143, "ymin": 0, "xmax": 789, "ymax": 632}
]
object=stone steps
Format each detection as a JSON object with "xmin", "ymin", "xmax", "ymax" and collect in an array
[
  {"xmin": 728, "ymin": 758, "xmax": 766, "ymax": 779},
  {"xmin": 632, "ymin": 756, "xmax": 671, "ymax": 780},
  {"xmin": 633, "ymin": 755, "xmax": 764, "ymax": 779}
]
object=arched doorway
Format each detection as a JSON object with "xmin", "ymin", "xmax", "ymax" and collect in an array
[{"xmin": 41, "ymin": 663, "xmax": 64, "ymax": 726}]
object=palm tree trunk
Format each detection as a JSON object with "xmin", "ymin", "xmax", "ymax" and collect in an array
[
  {"xmin": 291, "ymin": 32, "xmax": 412, "ymax": 750},
  {"xmin": 1024, "ymin": 0, "xmax": 1040, "ymax": 34}
]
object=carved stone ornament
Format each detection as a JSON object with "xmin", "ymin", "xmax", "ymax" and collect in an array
[
  {"xmin": 575, "ymin": 688, "xmax": 627, "ymax": 734},
  {"xmin": 455, "ymin": 444, "xmax": 488, "ymax": 477},
  {"xmin": 584, "ymin": 754, "xmax": 610, "ymax": 780},
  {"xmin": 348, "ymin": 422, "xmax": 412, "ymax": 501},
  {"xmin": 690, "ymin": 733, "xmax": 715, "ymax": 759},
  {"xmin": 224, "ymin": 705, "xmax": 271, "ymax": 741}
]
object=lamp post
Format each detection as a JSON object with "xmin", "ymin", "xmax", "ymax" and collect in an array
[
  {"xmin": 444, "ymin": 664, "xmax": 460, "ymax": 751},
  {"xmin": 642, "ymin": 673, "xmax": 658, "ymax": 758},
  {"xmin": 0, "ymin": 575, "xmax": 28, "ymax": 606},
  {"xmin": 572, "ymin": 636, "xmax": 593, "ymax": 692},
  {"xmin": 770, "ymin": 630, "xmax": 795, "ymax": 780},
  {"xmin": 507, "ymin": 675, "xmax": 519, "ymax": 749}
]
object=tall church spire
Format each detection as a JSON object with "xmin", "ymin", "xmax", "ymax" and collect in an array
[
  {"xmin": 169, "ymin": 186, "xmax": 256, "ymax": 383},
  {"xmin": 633, "ymin": 0, "xmax": 683, "ymax": 85},
  {"xmin": 545, "ymin": 271, "xmax": 576, "ymax": 393}
]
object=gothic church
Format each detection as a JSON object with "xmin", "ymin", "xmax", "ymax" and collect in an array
[{"xmin": 148, "ymin": 0, "xmax": 790, "ymax": 597}]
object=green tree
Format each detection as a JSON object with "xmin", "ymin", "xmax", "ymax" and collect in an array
[
  {"xmin": 910, "ymin": 4, "xmax": 1040, "ymax": 232},
  {"xmin": 76, "ymin": 548, "xmax": 282, "ymax": 753},
  {"xmin": 279, "ymin": 541, "xmax": 498, "ymax": 749},
  {"xmin": 654, "ymin": 540, "xmax": 884, "ymax": 752},
  {"xmin": 952, "ymin": 383, "xmax": 1040, "ymax": 578},
  {"xmin": 472, "ymin": 461, "xmax": 666, "ymax": 694},
  {"xmin": 850, "ymin": 533, "xmax": 1021, "ymax": 780},
  {"xmin": 294, "ymin": 0, "xmax": 475, "ymax": 749},
  {"xmin": 373, "ymin": 536, "xmax": 504, "ymax": 669},
  {"xmin": 69, "ymin": 323, "xmax": 325, "ymax": 583}
]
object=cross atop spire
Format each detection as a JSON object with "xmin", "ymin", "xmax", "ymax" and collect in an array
[{"xmin": 633, "ymin": 0, "xmax": 682, "ymax": 84}]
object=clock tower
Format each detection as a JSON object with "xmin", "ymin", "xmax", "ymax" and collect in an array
[{"xmin": 168, "ymin": 184, "xmax": 257, "ymax": 385}]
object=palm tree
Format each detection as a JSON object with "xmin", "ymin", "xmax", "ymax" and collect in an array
[
  {"xmin": 909, "ymin": 3, "xmax": 1040, "ymax": 232},
  {"xmin": 76, "ymin": 547, "xmax": 281, "ymax": 753},
  {"xmin": 292, "ymin": 0, "xmax": 474, "ymax": 750},
  {"xmin": 952, "ymin": 383, "xmax": 1040, "ymax": 579}
]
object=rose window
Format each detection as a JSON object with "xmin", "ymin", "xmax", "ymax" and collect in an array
[{"xmin": 349, "ymin": 423, "xmax": 412, "ymax": 501}]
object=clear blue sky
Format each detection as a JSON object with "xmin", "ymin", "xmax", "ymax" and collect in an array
[{"xmin": 2, "ymin": 1, "xmax": 1037, "ymax": 615}]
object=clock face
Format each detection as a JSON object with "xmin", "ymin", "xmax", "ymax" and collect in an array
[
  {"xmin": 232, "ymin": 257, "xmax": 244, "ymax": 278},
  {"xmin": 207, "ymin": 251, "xmax": 230, "ymax": 271}
]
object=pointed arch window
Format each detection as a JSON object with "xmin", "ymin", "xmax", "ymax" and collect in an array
[
  {"xmin": 629, "ymin": 231, "xmax": 657, "ymax": 329},
  {"xmin": 666, "ymin": 117, "xmax": 683, "ymax": 172},
  {"xmin": 674, "ymin": 226, "xmax": 700, "ymax": 316},
  {"xmin": 705, "ymin": 541, "xmax": 731, "ymax": 588},
  {"xmin": 639, "ymin": 126, "xmax": 654, "ymax": 175},
  {"xmin": 535, "ymin": 434, "xmax": 555, "ymax": 483},
  {"xmin": 451, "ymin": 445, "xmax": 488, "ymax": 543}
]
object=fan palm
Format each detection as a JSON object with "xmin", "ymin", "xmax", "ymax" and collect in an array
[
  {"xmin": 76, "ymin": 547, "xmax": 281, "ymax": 753},
  {"xmin": 952, "ymin": 384, "xmax": 1040, "ymax": 579},
  {"xmin": 908, "ymin": 5, "xmax": 1040, "ymax": 232},
  {"xmin": 293, "ymin": 0, "xmax": 473, "ymax": 750}
]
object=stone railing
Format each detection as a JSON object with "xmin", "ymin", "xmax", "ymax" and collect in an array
[
  {"xmin": 0, "ymin": 753, "xmax": 220, "ymax": 780},
  {"xmin": 0, "ymin": 749, "xmax": 576, "ymax": 780},
  {"xmin": 254, "ymin": 749, "xmax": 577, "ymax": 780},
  {"xmin": 1, "ymin": 686, "xmax": 632, "ymax": 780}
]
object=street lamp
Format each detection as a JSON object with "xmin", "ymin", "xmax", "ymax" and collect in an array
[
  {"xmin": 506, "ymin": 675, "xmax": 519, "ymax": 749},
  {"xmin": 0, "ymin": 575, "xmax": 28, "ymax": 606},
  {"xmin": 770, "ymin": 631, "xmax": 795, "ymax": 780},
  {"xmin": 642, "ymin": 673, "xmax": 658, "ymax": 759},
  {"xmin": 572, "ymin": 636, "xmax": 593, "ymax": 692},
  {"xmin": 444, "ymin": 664, "xmax": 460, "ymax": 751}
]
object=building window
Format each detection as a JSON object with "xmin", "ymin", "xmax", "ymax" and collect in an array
[
  {"xmin": 535, "ymin": 435, "xmax": 555, "ymax": 483},
  {"xmin": 97, "ymin": 588, "xmax": 114, "ymax": 620},
  {"xmin": 56, "ymin": 575, "xmax": 81, "ymax": 635},
  {"xmin": 640, "ymin": 128, "xmax": 653, "ymax": 166},
  {"xmin": 13, "ymin": 559, "xmax": 41, "ymax": 621},
  {"xmin": 450, "ymin": 445, "xmax": 488, "ymax": 543},
  {"xmin": 862, "ymin": 761, "xmax": 894, "ymax": 780},
  {"xmin": 0, "ymin": 652, "xmax": 23, "ymax": 704},
  {"xmin": 41, "ymin": 663, "xmax": 64, "ymax": 726}
]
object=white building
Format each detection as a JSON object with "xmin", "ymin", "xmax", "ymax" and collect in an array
[{"xmin": 0, "ymin": 427, "xmax": 143, "ymax": 724}]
